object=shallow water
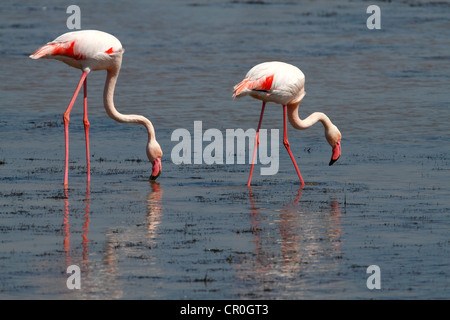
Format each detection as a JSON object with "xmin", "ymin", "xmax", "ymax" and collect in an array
[{"xmin": 0, "ymin": 0, "xmax": 449, "ymax": 299}]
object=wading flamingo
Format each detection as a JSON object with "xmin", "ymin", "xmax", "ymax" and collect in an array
[
  {"xmin": 30, "ymin": 30, "xmax": 162, "ymax": 186},
  {"xmin": 233, "ymin": 61, "xmax": 341, "ymax": 186}
]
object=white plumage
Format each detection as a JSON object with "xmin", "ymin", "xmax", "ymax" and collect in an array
[
  {"xmin": 30, "ymin": 30, "xmax": 124, "ymax": 72},
  {"xmin": 30, "ymin": 30, "xmax": 162, "ymax": 186},
  {"xmin": 233, "ymin": 61, "xmax": 306, "ymax": 106},
  {"xmin": 233, "ymin": 61, "xmax": 342, "ymax": 186}
]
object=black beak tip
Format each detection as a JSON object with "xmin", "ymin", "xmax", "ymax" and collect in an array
[
  {"xmin": 329, "ymin": 156, "xmax": 339, "ymax": 166},
  {"xmin": 149, "ymin": 171, "xmax": 161, "ymax": 181}
]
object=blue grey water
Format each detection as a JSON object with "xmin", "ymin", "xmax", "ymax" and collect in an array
[{"xmin": 0, "ymin": 0, "xmax": 449, "ymax": 299}]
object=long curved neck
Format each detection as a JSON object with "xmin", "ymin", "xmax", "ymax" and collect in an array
[
  {"xmin": 103, "ymin": 68, "xmax": 156, "ymax": 142},
  {"xmin": 286, "ymin": 103, "xmax": 333, "ymax": 131}
]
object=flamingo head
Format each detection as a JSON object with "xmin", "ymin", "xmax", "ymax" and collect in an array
[
  {"xmin": 325, "ymin": 124, "xmax": 342, "ymax": 166},
  {"xmin": 147, "ymin": 140, "xmax": 163, "ymax": 181}
]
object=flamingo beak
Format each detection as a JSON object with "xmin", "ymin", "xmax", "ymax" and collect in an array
[
  {"xmin": 329, "ymin": 140, "xmax": 341, "ymax": 166},
  {"xmin": 150, "ymin": 157, "xmax": 162, "ymax": 181}
]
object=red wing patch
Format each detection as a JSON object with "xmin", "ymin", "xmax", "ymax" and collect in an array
[
  {"xmin": 259, "ymin": 74, "xmax": 274, "ymax": 91},
  {"xmin": 232, "ymin": 74, "xmax": 275, "ymax": 98},
  {"xmin": 51, "ymin": 41, "xmax": 84, "ymax": 60},
  {"xmin": 105, "ymin": 47, "xmax": 115, "ymax": 54},
  {"xmin": 30, "ymin": 40, "xmax": 84, "ymax": 60}
]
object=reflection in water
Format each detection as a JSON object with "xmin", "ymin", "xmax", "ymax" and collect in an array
[
  {"xmin": 61, "ymin": 182, "xmax": 163, "ymax": 298},
  {"xmin": 145, "ymin": 182, "xmax": 163, "ymax": 244},
  {"xmin": 101, "ymin": 181, "xmax": 163, "ymax": 298},
  {"xmin": 62, "ymin": 184, "xmax": 99, "ymax": 298},
  {"xmin": 242, "ymin": 186, "xmax": 343, "ymax": 296},
  {"xmin": 278, "ymin": 187, "xmax": 304, "ymax": 275},
  {"xmin": 63, "ymin": 185, "xmax": 91, "ymax": 267},
  {"xmin": 63, "ymin": 188, "xmax": 70, "ymax": 264},
  {"xmin": 82, "ymin": 186, "xmax": 91, "ymax": 261}
]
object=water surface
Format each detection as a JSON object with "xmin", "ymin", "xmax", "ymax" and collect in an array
[{"xmin": 0, "ymin": 0, "xmax": 449, "ymax": 299}]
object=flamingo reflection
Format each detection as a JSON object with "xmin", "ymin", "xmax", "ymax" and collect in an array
[
  {"xmin": 63, "ymin": 185, "xmax": 91, "ymax": 267},
  {"xmin": 100, "ymin": 182, "xmax": 163, "ymax": 298},
  {"xmin": 239, "ymin": 186, "xmax": 343, "ymax": 295},
  {"xmin": 61, "ymin": 182, "xmax": 163, "ymax": 298},
  {"xmin": 145, "ymin": 182, "xmax": 163, "ymax": 243}
]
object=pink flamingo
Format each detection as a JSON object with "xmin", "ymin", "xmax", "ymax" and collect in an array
[
  {"xmin": 30, "ymin": 30, "xmax": 162, "ymax": 186},
  {"xmin": 233, "ymin": 61, "xmax": 342, "ymax": 186}
]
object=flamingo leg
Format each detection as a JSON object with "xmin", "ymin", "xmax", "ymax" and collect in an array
[
  {"xmin": 247, "ymin": 102, "xmax": 266, "ymax": 186},
  {"xmin": 83, "ymin": 77, "xmax": 91, "ymax": 185},
  {"xmin": 283, "ymin": 105, "xmax": 305, "ymax": 186},
  {"xmin": 63, "ymin": 71, "xmax": 88, "ymax": 187}
]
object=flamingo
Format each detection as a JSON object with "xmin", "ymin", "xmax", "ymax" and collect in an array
[
  {"xmin": 233, "ymin": 61, "xmax": 342, "ymax": 186},
  {"xmin": 29, "ymin": 30, "xmax": 162, "ymax": 187}
]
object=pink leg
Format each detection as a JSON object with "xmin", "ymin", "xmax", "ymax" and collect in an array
[
  {"xmin": 63, "ymin": 71, "xmax": 88, "ymax": 187},
  {"xmin": 283, "ymin": 105, "xmax": 305, "ymax": 186},
  {"xmin": 247, "ymin": 102, "xmax": 266, "ymax": 186},
  {"xmin": 83, "ymin": 77, "xmax": 91, "ymax": 185}
]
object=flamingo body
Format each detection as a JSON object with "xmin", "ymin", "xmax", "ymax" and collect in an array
[
  {"xmin": 234, "ymin": 61, "xmax": 306, "ymax": 106},
  {"xmin": 30, "ymin": 30, "xmax": 162, "ymax": 186},
  {"xmin": 30, "ymin": 30, "xmax": 123, "ymax": 72},
  {"xmin": 233, "ymin": 61, "xmax": 342, "ymax": 186}
]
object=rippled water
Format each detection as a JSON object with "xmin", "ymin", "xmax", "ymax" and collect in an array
[{"xmin": 0, "ymin": 0, "xmax": 449, "ymax": 299}]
